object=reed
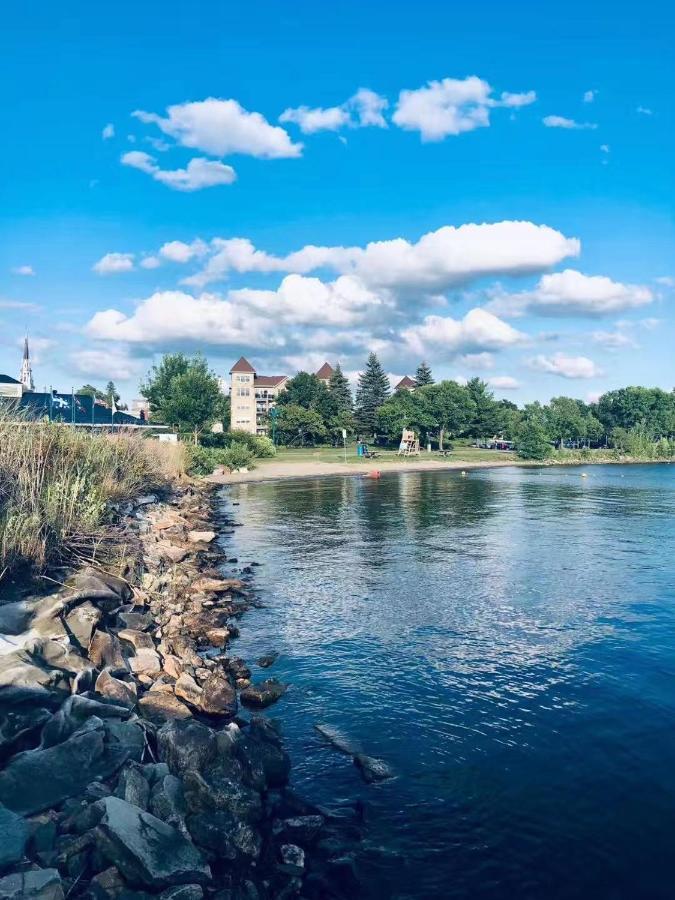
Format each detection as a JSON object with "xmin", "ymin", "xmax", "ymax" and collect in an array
[{"xmin": 0, "ymin": 409, "xmax": 183, "ymax": 576}]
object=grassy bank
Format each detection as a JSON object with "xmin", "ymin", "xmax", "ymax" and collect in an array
[{"xmin": 0, "ymin": 410, "xmax": 185, "ymax": 577}]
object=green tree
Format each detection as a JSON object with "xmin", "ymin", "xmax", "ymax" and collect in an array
[
  {"xmin": 78, "ymin": 384, "xmax": 106, "ymax": 403},
  {"xmin": 547, "ymin": 396, "xmax": 587, "ymax": 448},
  {"xmin": 355, "ymin": 353, "xmax": 390, "ymax": 434},
  {"xmin": 423, "ymin": 381, "xmax": 476, "ymax": 450},
  {"xmin": 277, "ymin": 372, "xmax": 328, "ymax": 410},
  {"xmin": 142, "ymin": 354, "xmax": 222, "ymax": 442},
  {"xmin": 328, "ymin": 363, "xmax": 353, "ymax": 412},
  {"xmin": 414, "ymin": 361, "xmax": 434, "ymax": 387},
  {"xmin": 466, "ymin": 378, "xmax": 500, "ymax": 440},
  {"xmin": 276, "ymin": 404, "xmax": 327, "ymax": 446},
  {"xmin": 105, "ymin": 380, "xmax": 127, "ymax": 410},
  {"xmin": 140, "ymin": 353, "xmax": 191, "ymax": 421}
]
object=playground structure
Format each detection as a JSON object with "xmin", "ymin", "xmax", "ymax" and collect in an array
[{"xmin": 398, "ymin": 428, "xmax": 420, "ymax": 456}]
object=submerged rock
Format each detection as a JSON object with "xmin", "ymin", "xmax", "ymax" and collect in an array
[
  {"xmin": 313, "ymin": 724, "xmax": 357, "ymax": 756},
  {"xmin": 353, "ymin": 753, "xmax": 395, "ymax": 784},
  {"xmin": 240, "ymin": 678, "xmax": 287, "ymax": 709},
  {"xmin": 95, "ymin": 796, "xmax": 211, "ymax": 889},
  {"xmin": 257, "ymin": 652, "xmax": 279, "ymax": 669}
]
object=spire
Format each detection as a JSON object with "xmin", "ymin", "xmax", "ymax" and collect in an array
[{"xmin": 20, "ymin": 335, "xmax": 34, "ymax": 392}]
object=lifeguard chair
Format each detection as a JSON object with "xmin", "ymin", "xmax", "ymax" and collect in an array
[{"xmin": 398, "ymin": 428, "xmax": 420, "ymax": 456}]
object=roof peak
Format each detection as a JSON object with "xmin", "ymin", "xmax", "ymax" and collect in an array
[{"xmin": 230, "ymin": 356, "xmax": 256, "ymax": 374}]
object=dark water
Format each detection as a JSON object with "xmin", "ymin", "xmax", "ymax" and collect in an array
[{"xmin": 225, "ymin": 465, "xmax": 675, "ymax": 900}]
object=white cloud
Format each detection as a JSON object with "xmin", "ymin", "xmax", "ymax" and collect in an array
[
  {"xmin": 402, "ymin": 308, "xmax": 525, "ymax": 356},
  {"xmin": 85, "ymin": 274, "xmax": 387, "ymax": 345},
  {"xmin": 102, "ymin": 123, "xmax": 115, "ymax": 140},
  {"xmin": 71, "ymin": 347, "xmax": 143, "ymax": 381},
  {"xmin": 279, "ymin": 104, "xmax": 351, "ymax": 134},
  {"xmin": 133, "ymin": 98, "xmax": 302, "ymax": 158},
  {"xmin": 92, "ymin": 252, "xmax": 135, "ymax": 275},
  {"xmin": 488, "ymin": 375, "xmax": 520, "ymax": 390},
  {"xmin": 279, "ymin": 87, "xmax": 388, "ymax": 134},
  {"xmin": 583, "ymin": 90, "xmax": 597, "ymax": 103},
  {"xmin": 487, "ymin": 269, "xmax": 653, "ymax": 317},
  {"xmin": 121, "ymin": 151, "xmax": 236, "ymax": 191},
  {"xmin": 591, "ymin": 329, "xmax": 638, "ymax": 349},
  {"xmin": 183, "ymin": 221, "xmax": 580, "ymax": 292},
  {"xmin": 543, "ymin": 115, "xmax": 597, "ymax": 130},
  {"xmin": 0, "ymin": 298, "xmax": 41, "ymax": 312},
  {"xmin": 15, "ymin": 336, "xmax": 54, "ymax": 363},
  {"xmin": 636, "ymin": 106, "xmax": 653, "ymax": 115},
  {"xmin": 139, "ymin": 256, "xmax": 161, "ymax": 269},
  {"xmin": 459, "ymin": 352, "xmax": 495, "ymax": 370},
  {"xmin": 11, "ymin": 265, "xmax": 35, "ymax": 276},
  {"xmin": 159, "ymin": 239, "xmax": 209, "ymax": 263},
  {"xmin": 393, "ymin": 76, "xmax": 535, "ymax": 141},
  {"xmin": 529, "ymin": 353, "xmax": 601, "ymax": 379},
  {"xmin": 600, "ymin": 144, "xmax": 610, "ymax": 153},
  {"xmin": 655, "ymin": 276, "xmax": 674, "ymax": 287}
]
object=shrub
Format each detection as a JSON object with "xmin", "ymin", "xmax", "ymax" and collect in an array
[
  {"xmin": 222, "ymin": 442, "xmax": 255, "ymax": 470},
  {"xmin": 185, "ymin": 441, "xmax": 256, "ymax": 476}
]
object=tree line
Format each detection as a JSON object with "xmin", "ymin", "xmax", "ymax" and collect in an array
[{"xmin": 132, "ymin": 352, "xmax": 675, "ymax": 459}]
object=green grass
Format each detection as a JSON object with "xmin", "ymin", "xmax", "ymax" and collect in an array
[{"xmin": 265, "ymin": 444, "xmax": 518, "ymax": 466}]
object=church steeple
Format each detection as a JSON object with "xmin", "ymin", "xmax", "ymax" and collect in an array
[{"xmin": 20, "ymin": 335, "xmax": 34, "ymax": 392}]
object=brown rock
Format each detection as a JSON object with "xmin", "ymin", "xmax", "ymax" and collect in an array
[
  {"xmin": 162, "ymin": 655, "xmax": 183, "ymax": 680},
  {"xmin": 159, "ymin": 544, "xmax": 189, "ymax": 564},
  {"xmin": 205, "ymin": 628, "xmax": 230, "ymax": 648},
  {"xmin": 118, "ymin": 629, "xmax": 155, "ymax": 651},
  {"xmin": 191, "ymin": 577, "xmax": 246, "ymax": 594},
  {"xmin": 95, "ymin": 670, "xmax": 137, "ymax": 708},
  {"xmin": 139, "ymin": 694, "xmax": 193, "ymax": 724},
  {"xmin": 174, "ymin": 673, "xmax": 203, "ymax": 708},
  {"xmin": 89, "ymin": 631, "xmax": 126, "ymax": 671},
  {"xmin": 187, "ymin": 531, "xmax": 216, "ymax": 545},
  {"xmin": 128, "ymin": 649, "xmax": 161, "ymax": 676},
  {"xmin": 199, "ymin": 673, "xmax": 237, "ymax": 718}
]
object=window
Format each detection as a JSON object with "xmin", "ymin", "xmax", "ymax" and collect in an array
[{"xmin": 237, "ymin": 388, "xmax": 250, "ymax": 397}]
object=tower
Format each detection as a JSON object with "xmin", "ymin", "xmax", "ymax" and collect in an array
[{"xmin": 20, "ymin": 336, "xmax": 34, "ymax": 392}]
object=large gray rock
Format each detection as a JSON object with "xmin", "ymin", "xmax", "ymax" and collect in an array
[
  {"xmin": 240, "ymin": 678, "xmax": 287, "ymax": 709},
  {"xmin": 0, "ymin": 868, "xmax": 64, "ymax": 899},
  {"xmin": 95, "ymin": 796, "xmax": 211, "ymax": 888},
  {"xmin": 0, "ymin": 597, "xmax": 41, "ymax": 635},
  {"xmin": 88, "ymin": 631, "xmax": 126, "ymax": 671},
  {"xmin": 138, "ymin": 694, "xmax": 192, "ymax": 725},
  {"xmin": 95, "ymin": 670, "xmax": 137, "ymax": 709},
  {"xmin": 0, "ymin": 801, "xmax": 29, "ymax": 869},
  {"xmin": 41, "ymin": 695, "xmax": 131, "ymax": 748},
  {"xmin": 353, "ymin": 753, "xmax": 395, "ymax": 784},
  {"xmin": 157, "ymin": 721, "xmax": 217, "ymax": 776},
  {"xmin": 0, "ymin": 650, "xmax": 69, "ymax": 705},
  {"xmin": 0, "ymin": 723, "xmax": 131, "ymax": 815}
]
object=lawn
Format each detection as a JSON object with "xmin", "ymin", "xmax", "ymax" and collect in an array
[{"xmin": 266, "ymin": 443, "xmax": 517, "ymax": 466}]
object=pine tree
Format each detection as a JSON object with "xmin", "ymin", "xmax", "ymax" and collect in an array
[
  {"xmin": 328, "ymin": 363, "xmax": 353, "ymax": 412},
  {"xmin": 355, "ymin": 353, "xmax": 390, "ymax": 434},
  {"xmin": 415, "ymin": 361, "xmax": 434, "ymax": 387}
]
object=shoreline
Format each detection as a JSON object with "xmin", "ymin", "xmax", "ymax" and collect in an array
[
  {"xmin": 207, "ymin": 454, "xmax": 671, "ymax": 486},
  {"xmin": 0, "ymin": 482, "xmax": 353, "ymax": 898}
]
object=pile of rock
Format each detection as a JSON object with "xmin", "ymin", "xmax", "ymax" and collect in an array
[{"xmin": 0, "ymin": 486, "xmax": 363, "ymax": 898}]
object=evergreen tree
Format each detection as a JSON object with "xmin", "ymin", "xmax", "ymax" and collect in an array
[
  {"xmin": 415, "ymin": 361, "xmax": 434, "ymax": 387},
  {"xmin": 328, "ymin": 363, "xmax": 353, "ymax": 412},
  {"xmin": 466, "ymin": 377, "xmax": 498, "ymax": 439},
  {"xmin": 355, "ymin": 353, "xmax": 390, "ymax": 433}
]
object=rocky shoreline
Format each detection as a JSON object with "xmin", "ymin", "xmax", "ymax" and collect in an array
[{"xmin": 0, "ymin": 483, "xmax": 363, "ymax": 899}]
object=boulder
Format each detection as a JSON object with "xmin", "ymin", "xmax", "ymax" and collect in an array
[
  {"xmin": 115, "ymin": 765, "xmax": 150, "ymax": 810},
  {"xmin": 117, "ymin": 610, "xmax": 153, "ymax": 632},
  {"xmin": 0, "ymin": 723, "xmax": 132, "ymax": 815},
  {"xmin": 159, "ymin": 886, "xmax": 203, "ymax": 900},
  {"xmin": 182, "ymin": 761, "xmax": 262, "ymax": 824},
  {"xmin": 149, "ymin": 774, "xmax": 187, "ymax": 830},
  {"xmin": 186, "ymin": 809, "xmax": 261, "ymax": 862},
  {"xmin": 199, "ymin": 674, "xmax": 237, "ymax": 718},
  {"xmin": 95, "ymin": 670, "xmax": 137, "ymax": 709},
  {"xmin": 353, "ymin": 753, "xmax": 395, "ymax": 784},
  {"xmin": 0, "ymin": 801, "xmax": 29, "ymax": 869},
  {"xmin": 128, "ymin": 649, "xmax": 161, "ymax": 676},
  {"xmin": 89, "ymin": 631, "xmax": 126, "ymax": 671},
  {"xmin": 41, "ymin": 695, "xmax": 131, "ymax": 749},
  {"xmin": 174, "ymin": 673, "xmax": 203, "ymax": 708},
  {"xmin": 64, "ymin": 601, "xmax": 101, "ymax": 649},
  {"xmin": 278, "ymin": 815, "xmax": 324, "ymax": 846},
  {"xmin": 0, "ymin": 597, "xmax": 40, "ymax": 635},
  {"xmin": 157, "ymin": 721, "xmax": 217, "ymax": 776},
  {"xmin": 159, "ymin": 545, "xmax": 189, "ymax": 565},
  {"xmin": 187, "ymin": 532, "xmax": 216, "ymax": 545},
  {"xmin": 257, "ymin": 652, "xmax": 279, "ymax": 669},
  {"xmin": 95, "ymin": 796, "xmax": 211, "ymax": 889},
  {"xmin": 240, "ymin": 679, "xmax": 287, "ymax": 709},
  {"xmin": 118, "ymin": 629, "xmax": 155, "ymax": 651},
  {"xmin": 0, "ymin": 868, "xmax": 64, "ymax": 899},
  {"xmin": 138, "ymin": 694, "xmax": 192, "ymax": 725}
]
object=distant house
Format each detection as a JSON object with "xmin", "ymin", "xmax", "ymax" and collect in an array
[
  {"xmin": 395, "ymin": 375, "xmax": 417, "ymax": 392},
  {"xmin": 229, "ymin": 357, "xmax": 288, "ymax": 436},
  {"xmin": 0, "ymin": 374, "xmax": 23, "ymax": 400},
  {"xmin": 315, "ymin": 362, "xmax": 335, "ymax": 388}
]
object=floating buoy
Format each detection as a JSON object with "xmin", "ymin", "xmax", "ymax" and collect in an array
[
  {"xmin": 461, "ymin": 470, "xmax": 467, "ymax": 477},
  {"xmin": 581, "ymin": 473, "xmax": 588, "ymax": 478},
  {"xmin": 366, "ymin": 470, "xmax": 381, "ymax": 479}
]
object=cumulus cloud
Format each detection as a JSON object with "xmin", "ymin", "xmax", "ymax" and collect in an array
[
  {"xmin": 133, "ymin": 98, "xmax": 302, "ymax": 159},
  {"xmin": 488, "ymin": 375, "xmax": 520, "ymax": 390},
  {"xmin": 591, "ymin": 328, "xmax": 638, "ymax": 350},
  {"xmin": 583, "ymin": 90, "xmax": 597, "ymax": 103},
  {"xmin": 139, "ymin": 256, "xmax": 161, "ymax": 269},
  {"xmin": 529, "ymin": 353, "xmax": 601, "ymax": 379},
  {"xmin": 392, "ymin": 77, "xmax": 535, "ymax": 141},
  {"xmin": 85, "ymin": 274, "xmax": 387, "ymax": 346},
  {"xmin": 71, "ymin": 347, "xmax": 143, "ymax": 381},
  {"xmin": 655, "ymin": 276, "xmax": 674, "ymax": 287},
  {"xmin": 402, "ymin": 308, "xmax": 525, "ymax": 356},
  {"xmin": 459, "ymin": 352, "xmax": 495, "ymax": 370},
  {"xmin": 182, "ymin": 221, "xmax": 579, "ymax": 292},
  {"xmin": 92, "ymin": 252, "xmax": 135, "ymax": 275},
  {"xmin": 11, "ymin": 265, "xmax": 35, "ymax": 276},
  {"xmin": 102, "ymin": 123, "xmax": 115, "ymax": 140},
  {"xmin": 279, "ymin": 88, "xmax": 388, "ymax": 134},
  {"xmin": 159, "ymin": 239, "xmax": 209, "ymax": 263},
  {"xmin": 543, "ymin": 115, "xmax": 597, "ymax": 130},
  {"xmin": 486, "ymin": 269, "xmax": 653, "ymax": 317},
  {"xmin": 121, "ymin": 151, "xmax": 236, "ymax": 191}
]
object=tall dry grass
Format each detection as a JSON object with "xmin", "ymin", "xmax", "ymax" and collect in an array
[{"xmin": 0, "ymin": 408, "xmax": 184, "ymax": 576}]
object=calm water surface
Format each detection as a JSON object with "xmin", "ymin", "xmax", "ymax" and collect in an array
[{"xmin": 225, "ymin": 465, "xmax": 675, "ymax": 899}]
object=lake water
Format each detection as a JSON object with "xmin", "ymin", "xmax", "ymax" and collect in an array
[{"xmin": 225, "ymin": 464, "xmax": 675, "ymax": 899}]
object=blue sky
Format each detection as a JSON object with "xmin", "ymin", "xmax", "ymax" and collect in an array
[{"xmin": 1, "ymin": 0, "xmax": 673, "ymax": 404}]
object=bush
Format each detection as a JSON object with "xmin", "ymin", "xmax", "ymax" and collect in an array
[
  {"xmin": 185, "ymin": 442, "xmax": 255, "ymax": 476},
  {"xmin": 200, "ymin": 430, "xmax": 275, "ymax": 458},
  {"xmin": 222, "ymin": 441, "xmax": 255, "ymax": 470}
]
